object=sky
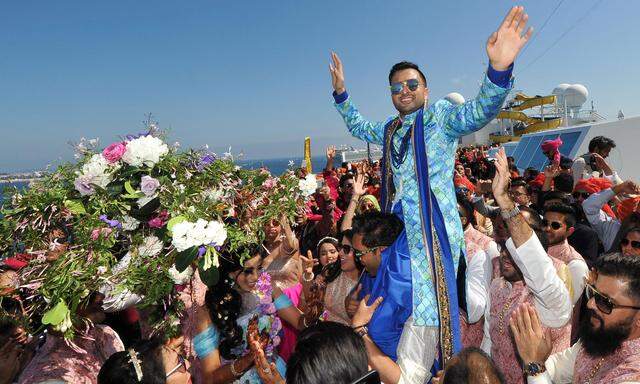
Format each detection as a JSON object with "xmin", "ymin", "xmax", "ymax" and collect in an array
[{"xmin": 1, "ymin": 0, "xmax": 638, "ymax": 172}]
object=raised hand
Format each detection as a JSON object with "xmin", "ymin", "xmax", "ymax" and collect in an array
[
  {"xmin": 492, "ymin": 147, "xmax": 512, "ymax": 206},
  {"xmin": 509, "ymin": 303, "xmax": 552, "ymax": 366},
  {"xmin": 249, "ymin": 338, "xmax": 285, "ymax": 384},
  {"xmin": 300, "ymin": 250, "xmax": 318, "ymax": 278},
  {"xmin": 326, "ymin": 145, "xmax": 336, "ymax": 160},
  {"xmin": 329, "ymin": 52, "xmax": 346, "ymax": 94},
  {"xmin": 486, "ymin": 6, "xmax": 533, "ymax": 70},
  {"xmin": 351, "ymin": 294, "xmax": 383, "ymax": 328},
  {"xmin": 543, "ymin": 164, "xmax": 560, "ymax": 179},
  {"xmin": 614, "ymin": 180, "xmax": 640, "ymax": 196},
  {"xmin": 353, "ymin": 172, "xmax": 367, "ymax": 197}
]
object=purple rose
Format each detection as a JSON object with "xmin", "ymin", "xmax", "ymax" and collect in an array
[
  {"xmin": 140, "ymin": 175, "xmax": 160, "ymax": 197},
  {"xmin": 74, "ymin": 175, "xmax": 95, "ymax": 196},
  {"xmin": 102, "ymin": 142, "xmax": 127, "ymax": 164}
]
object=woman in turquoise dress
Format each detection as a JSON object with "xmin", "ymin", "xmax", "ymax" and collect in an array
[{"xmin": 193, "ymin": 244, "xmax": 324, "ymax": 384}]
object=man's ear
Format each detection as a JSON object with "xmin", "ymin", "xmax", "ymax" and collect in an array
[{"xmin": 567, "ymin": 226, "xmax": 575, "ymax": 237}]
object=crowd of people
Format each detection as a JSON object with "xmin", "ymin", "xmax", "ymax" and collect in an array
[
  {"xmin": 4, "ymin": 131, "xmax": 640, "ymax": 384},
  {"xmin": 3, "ymin": 5, "xmax": 640, "ymax": 384}
]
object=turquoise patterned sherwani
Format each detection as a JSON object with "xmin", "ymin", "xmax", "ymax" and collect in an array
[{"xmin": 334, "ymin": 72, "xmax": 512, "ymax": 328}]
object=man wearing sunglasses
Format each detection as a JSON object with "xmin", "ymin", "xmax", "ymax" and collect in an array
[
  {"xmin": 329, "ymin": 7, "xmax": 532, "ymax": 377},
  {"xmin": 511, "ymin": 253, "xmax": 640, "ymax": 383},
  {"xmin": 582, "ymin": 179, "xmax": 640, "ymax": 252},
  {"xmin": 479, "ymin": 148, "xmax": 572, "ymax": 384},
  {"xmin": 543, "ymin": 203, "xmax": 588, "ymax": 306}
]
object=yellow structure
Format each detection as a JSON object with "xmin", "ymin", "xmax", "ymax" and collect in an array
[{"xmin": 490, "ymin": 93, "xmax": 563, "ymax": 144}]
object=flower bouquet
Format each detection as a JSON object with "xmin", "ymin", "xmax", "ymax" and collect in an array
[{"xmin": 0, "ymin": 124, "xmax": 307, "ymax": 339}]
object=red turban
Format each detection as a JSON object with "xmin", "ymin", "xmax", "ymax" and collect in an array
[
  {"xmin": 454, "ymin": 176, "xmax": 475, "ymax": 192},
  {"xmin": 574, "ymin": 178, "xmax": 616, "ymax": 218},
  {"xmin": 617, "ymin": 196, "xmax": 640, "ymax": 222},
  {"xmin": 528, "ymin": 174, "xmax": 548, "ymax": 189}
]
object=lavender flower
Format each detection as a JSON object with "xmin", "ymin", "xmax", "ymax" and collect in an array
[
  {"xmin": 140, "ymin": 175, "xmax": 160, "ymax": 196},
  {"xmin": 99, "ymin": 215, "xmax": 122, "ymax": 229}
]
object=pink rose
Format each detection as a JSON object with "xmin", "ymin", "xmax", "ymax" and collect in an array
[
  {"xmin": 262, "ymin": 178, "xmax": 276, "ymax": 189},
  {"xmin": 148, "ymin": 210, "xmax": 169, "ymax": 228},
  {"xmin": 102, "ymin": 142, "xmax": 127, "ymax": 163}
]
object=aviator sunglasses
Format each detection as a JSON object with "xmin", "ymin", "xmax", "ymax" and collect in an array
[
  {"xmin": 621, "ymin": 238, "xmax": 640, "ymax": 249},
  {"xmin": 585, "ymin": 283, "xmax": 640, "ymax": 315},
  {"xmin": 541, "ymin": 219, "xmax": 563, "ymax": 230},
  {"xmin": 389, "ymin": 79, "xmax": 421, "ymax": 95}
]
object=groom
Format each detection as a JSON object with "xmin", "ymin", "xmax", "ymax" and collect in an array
[{"xmin": 331, "ymin": 6, "xmax": 532, "ymax": 383}]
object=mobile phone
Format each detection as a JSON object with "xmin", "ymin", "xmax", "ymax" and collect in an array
[{"xmin": 350, "ymin": 370, "xmax": 381, "ymax": 384}]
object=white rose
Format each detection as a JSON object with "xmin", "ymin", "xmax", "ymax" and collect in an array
[
  {"xmin": 138, "ymin": 235, "xmax": 164, "ymax": 257},
  {"xmin": 121, "ymin": 136, "xmax": 169, "ymax": 168},
  {"xmin": 298, "ymin": 173, "xmax": 318, "ymax": 197},
  {"xmin": 205, "ymin": 220, "xmax": 227, "ymax": 246},
  {"xmin": 171, "ymin": 221, "xmax": 195, "ymax": 252}
]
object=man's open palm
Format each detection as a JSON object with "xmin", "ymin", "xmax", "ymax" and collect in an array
[
  {"xmin": 329, "ymin": 52, "xmax": 346, "ymax": 94},
  {"xmin": 487, "ymin": 6, "xmax": 533, "ymax": 70}
]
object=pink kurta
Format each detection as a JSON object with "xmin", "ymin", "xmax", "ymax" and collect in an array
[
  {"xmin": 461, "ymin": 226, "xmax": 494, "ymax": 348},
  {"xmin": 573, "ymin": 338, "xmax": 640, "ymax": 383},
  {"xmin": 18, "ymin": 325, "xmax": 124, "ymax": 384},
  {"xmin": 489, "ymin": 258, "xmax": 571, "ymax": 384}
]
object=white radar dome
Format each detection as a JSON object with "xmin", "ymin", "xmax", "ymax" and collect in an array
[
  {"xmin": 564, "ymin": 84, "xmax": 588, "ymax": 108},
  {"xmin": 444, "ymin": 92, "xmax": 465, "ymax": 105},
  {"xmin": 552, "ymin": 83, "xmax": 571, "ymax": 105}
]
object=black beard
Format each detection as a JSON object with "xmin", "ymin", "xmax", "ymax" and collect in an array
[{"xmin": 579, "ymin": 308, "xmax": 632, "ymax": 357}]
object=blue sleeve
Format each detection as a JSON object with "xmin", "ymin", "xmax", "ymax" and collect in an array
[
  {"xmin": 333, "ymin": 90, "xmax": 349, "ymax": 104},
  {"xmin": 486, "ymin": 63, "xmax": 514, "ymax": 89},
  {"xmin": 274, "ymin": 294, "xmax": 293, "ymax": 310},
  {"xmin": 193, "ymin": 325, "xmax": 219, "ymax": 359}
]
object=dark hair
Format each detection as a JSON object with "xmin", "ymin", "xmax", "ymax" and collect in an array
[
  {"xmin": 443, "ymin": 347, "xmax": 506, "ymax": 384},
  {"xmin": 340, "ymin": 229, "xmax": 353, "ymax": 241},
  {"xmin": 205, "ymin": 244, "xmax": 266, "ymax": 360},
  {"xmin": 519, "ymin": 206, "xmax": 543, "ymax": 231},
  {"xmin": 542, "ymin": 191, "xmax": 572, "ymax": 207},
  {"xmin": 456, "ymin": 192, "xmax": 477, "ymax": 227},
  {"xmin": 98, "ymin": 339, "xmax": 166, "ymax": 384},
  {"xmin": 286, "ymin": 321, "xmax": 369, "ymax": 384},
  {"xmin": 388, "ymin": 61, "xmax": 427, "ymax": 86},
  {"xmin": 339, "ymin": 173, "xmax": 355, "ymax": 190},
  {"xmin": 609, "ymin": 212, "xmax": 640, "ymax": 253},
  {"xmin": 545, "ymin": 203, "xmax": 577, "ymax": 229},
  {"xmin": 523, "ymin": 168, "xmax": 539, "ymax": 182},
  {"xmin": 553, "ymin": 173, "xmax": 574, "ymax": 194},
  {"xmin": 595, "ymin": 253, "xmax": 640, "ymax": 301},
  {"xmin": 588, "ymin": 136, "xmax": 616, "ymax": 153},
  {"xmin": 352, "ymin": 211, "xmax": 404, "ymax": 248}
]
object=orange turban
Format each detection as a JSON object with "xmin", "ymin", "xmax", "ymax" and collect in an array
[{"xmin": 617, "ymin": 196, "xmax": 640, "ymax": 222}]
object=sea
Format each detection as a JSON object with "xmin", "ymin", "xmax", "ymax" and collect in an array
[{"xmin": 0, "ymin": 156, "xmax": 328, "ymax": 206}]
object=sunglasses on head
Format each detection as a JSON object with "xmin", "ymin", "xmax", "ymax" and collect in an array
[
  {"xmin": 542, "ymin": 219, "xmax": 563, "ymax": 230},
  {"xmin": 585, "ymin": 283, "xmax": 640, "ymax": 315},
  {"xmin": 573, "ymin": 191, "xmax": 591, "ymax": 199},
  {"xmin": 389, "ymin": 79, "xmax": 421, "ymax": 95},
  {"xmin": 340, "ymin": 244, "xmax": 352, "ymax": 254},
  {"xmin": 621, "ymin": 238, "xmax": 640, "ymax": 249}
]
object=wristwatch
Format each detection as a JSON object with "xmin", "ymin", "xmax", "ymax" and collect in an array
[
  {"xmin": 500, "ymin": 205, "xmax": 520, "ymax": 220},
  {"xmin": 354, "ymin": 325, "xmax": 368, "ymax": 338},
  {"xmin": 523, "ymin": 362, "xmax": 547, "ymax": 376}
]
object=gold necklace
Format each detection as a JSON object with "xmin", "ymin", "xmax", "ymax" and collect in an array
[
  {"xmin": 498, "ymin": 289, "xmax": 521, "ymax": 334},
  {"xmin": 584, "ymin": 357, "xmax": 605, "ymax": 384}
]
